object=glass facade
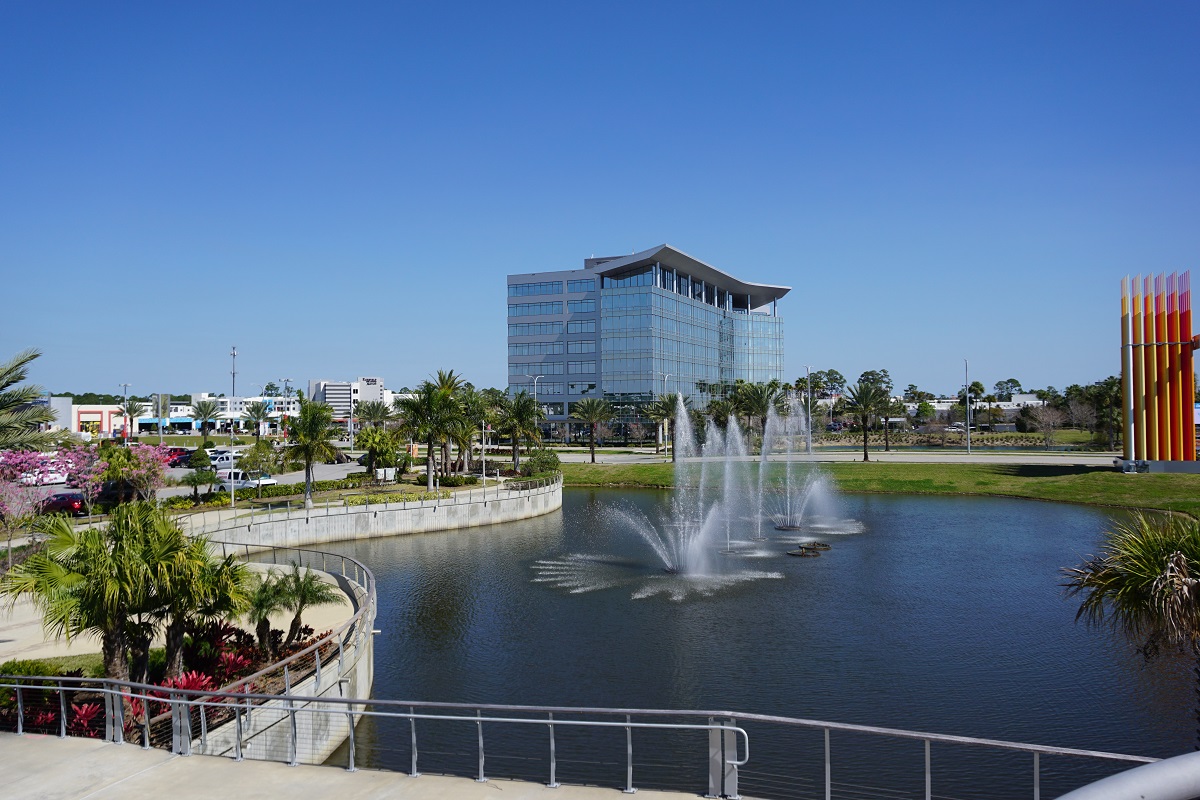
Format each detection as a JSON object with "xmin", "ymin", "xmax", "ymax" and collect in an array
[{"xmin": 507, "ymin": 250, "xmax": 785, "ymax": 421}]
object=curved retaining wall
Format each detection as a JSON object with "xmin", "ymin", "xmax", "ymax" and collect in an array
[{"xmin": 181, "ymin": 475, "xmax": 563, "ymax": 551}]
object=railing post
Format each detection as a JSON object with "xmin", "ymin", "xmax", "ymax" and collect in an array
[
  {"xmin": 409, "ymin": 707, "xmax": 420, "ymax": 777},
  {"xmin": 476, "ymin": 709, "xmax": 486, "ymax": 782},
  {"xmin": 141, "ymin": 698, "xmax": 151, "ymax": 749},
  {"xmin": 1033, "ymin": 751, "xmax": 1040, "ymax": 800},
  {"xmin": 824, "ymin": 728, "xmax": 831, "ymax": 800},
  {"xmin": 15, "ymin": 686, "xmax": 23, "ymax": 735},
  {"xmin": 708, "ymin": 717, "xmax": 721, "ymax": 798},
  {"xmin": 924, "ymin": 739, "xmax": 931, "ymax": 800},
  {"xmin": 234, "ymin": 699, "xmax": 244, "ymax": 761},
  {"xmin": 723, "ymin": 718, "xmax": 738, "ymax": 799},
  {"xmin": 112, "ymin": 690, "xmax": 124, "ymax": 744},
  {"xmin": 57, "ymin": 681, "xmax": 66, "ymax": 739},
  {"xmin": 548, "ymin": 712, "xmax": 560, "ymax": 788},
  {"xmin": 199, "ymin": 697, "xmax": 208, "ymax": 748},
  {"xmin": 285, "ymin": 665, "xmax": 297, "ymax": 766},
  {"xmin": 623, "ymin": 714, "xmax": 635, "ymax": 794},
  {"xmin": 314, "ymin": 646, "xmax": 322, "ymax": 693},
  {"xmin": 345, "ymin": 704, "xmax": 357, "ymax": 772}
]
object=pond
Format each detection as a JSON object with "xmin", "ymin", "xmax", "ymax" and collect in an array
[{"xmin": 322, "ymin": 487, "xmax": 1189, "ymax": 798}]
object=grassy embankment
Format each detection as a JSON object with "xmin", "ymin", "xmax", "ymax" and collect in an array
[{"xmin": 559, "ymin": 461, "xmax": 1200, "ymax": 517}]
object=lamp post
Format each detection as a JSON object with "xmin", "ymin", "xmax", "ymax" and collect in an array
[
  {"xmin": 661, "ymin": 373, "xmax": 674, "ymax": 458},
  {"xmin": 524, "ymin": 374, "xmax": 544, "ymax": 442},
  {"xmin": 155, "ymin": 393, "xmax": 164, "ymax": 445},
  {"xmin": 803, "ymin": 365, "xmax": 813, "ymax": 455},
  {"xmin": 119, "ymin": 383, "xmax": 131, "ymax": 444},
  {"xmin": 964, "ymin": 359, "xmax": 972, "ymax": 455}
]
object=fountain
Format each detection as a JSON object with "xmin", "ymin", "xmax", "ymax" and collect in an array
[{"xmin": 532, "ymin": 391, "xmax": 864, "ymax": 599}]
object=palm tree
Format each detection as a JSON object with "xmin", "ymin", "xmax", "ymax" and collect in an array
[
  {"xmin": 246, "ymin": 571, "xmax": 286, "ymax": 657},
  {"xmin": 642, "ymin": 396, "xmax": 674, "ymax": 455},
  {"xmin": 189, "ymin": 398, "xmax": 221, "ymax": 445},
  {"xmin": 496, "ymin": 391, "xmax": 543, "ymax": 471},
  {"xmin": 119, "ymin": 398, "xmax": 147, "ymax": 441},
  {"xmin": 355, "ymin": 400, "xmax": 392, "ymax": 428},
  {"xmin": 1064, "ymin": 512, "xmax": 1200, "ymax": 746},
  {"xmin": 355, "ymin": 425, "xmax": 397, "ymax": 475},
  {"xmin": 278, "ymin": 562, "xmax": 343, "ymax": 646},
  {"xmin": 395, "ymin": 381, "xmax": 460, "ymax": 489},
  {"xmin": 242, "ymin": 400, "xmax": 272, "ymax": 440},
  {"xmin": 0, "ymin": 348, "xmax": 55, "ymax": 451},
  {"xmin": 705, "ymin": 399, "xmax": 735, "ymax": 429},
  {"xmin": 180, "ymin": 468, "xmax": 213, "ymax": 506},
  {"xmin": 570, "ymin": 398, "xmax": 615, "ymax": 463},
  {"xmin": 283, "ymin": 392, "xmax": 338, "ymax": 508},
  {"xmin": 845, "ymin": 380, "xmax": 888, "ymax": 462}
]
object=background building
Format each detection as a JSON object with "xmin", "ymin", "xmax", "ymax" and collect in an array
[
  {"xmin": 507, "ymin": 244, "xmax": 788, "ymax": 425},
  {"xmin": 308, "ymin": 377, "xmax": 393, "ymax": 424}
]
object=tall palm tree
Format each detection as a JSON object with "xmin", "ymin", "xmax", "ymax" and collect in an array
[
  {"xmin": 845, "ymin": 380, "xmax": 888, "ymax": 462},
  {"xmin": 642, "ymin": 396, "xmax": 674, "ymax": 455},
  {"xmin": 119, "ymin": 398, "xmax": 147, "ymax": 441},
  {"xmin": 355, "ymin": 400, "xmax": 392, "ymax": 428},
  {"xmin": 283, "ymin": 392, "xmax": 338, "ymax": 508},
  {"xmin": 1064, "ymin": 512, "xmax": 1200, "ymax": 746},
  {"xmin": 189, "ymin": 398, "xmax": 221, "ymax": 445},
  {"xmin": 395, "ymin": 382, "xmax": 460, "ymax": 490},
  {"xmin": 279, "ymin": 562, "xmax": 343, "ymax": 646},
  {"xmin": 732, "ymin": 382, "xmax": 779, "ymax": 439},
  {"xmin": 0, "ymin": 348, "xmax": 55, "ymax": 451},
  {"xmin": 570, "ymin": 398, "xmax": 615, "ymax": 463},
  {"xmin": 242, "ymin": 400, "xmax": 272, "ymax": 440},
  {"xmin": 496, "ymin": 391, "xmax": 543, "ymax": 471}
]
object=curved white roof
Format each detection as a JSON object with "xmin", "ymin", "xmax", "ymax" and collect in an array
[{"xmin": 588, "ymin": 244, "xmax": 790, "ymax": 309}]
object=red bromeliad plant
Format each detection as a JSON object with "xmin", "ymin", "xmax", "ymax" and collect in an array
[{"xmin": 69, "ymin": 702, "xmax": 103, "ymax": 738}]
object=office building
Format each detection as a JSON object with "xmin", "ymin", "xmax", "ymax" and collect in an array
[{"xmin": 507, "ymin": 244, "xmax": 788, "ymax": 423}]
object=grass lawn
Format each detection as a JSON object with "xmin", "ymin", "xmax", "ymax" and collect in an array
[{"xmin": 559, "ymin": 461, "xmax": 1200, "ymax": 517}]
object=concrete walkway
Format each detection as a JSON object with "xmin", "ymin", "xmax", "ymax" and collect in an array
[{"xmin": 0, "ymin": 734, "xmax": 698, "ymax": 800}]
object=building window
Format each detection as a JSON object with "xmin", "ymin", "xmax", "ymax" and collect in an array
[
  {"xmin": 567, "ymin": 340, "xmax": 596, "ymax": 354},
  {"xmin": 567, "ymin": 279, "xmax": 595, "ymax": 293},
  {"xmin": 568, "ymin": 361, "xmax": 596, "ymax": 374},
  {"xmin": 509, "ymin": 362, "xmax": 564, "ymax": 375},
  {"xmin": 508, "ymin": 281, "xmax": 563, "ymax": 297},
  {"xmin": 569, "ymin": 381, "xmax": 597, "ymax": 395},
  {"xmin": 509, "ymin": 321, "xmax": 564, "ymax": 336},
  {"xmin": 509, "ymin": 342, "xmax": 565, "ymax": 356},
  {"xmin": 567, "ymin": 319, "xmax": 596, "ymax": 334},
  {"xmin": 567, "ymin": 299, "xmax": 596, "ymax": 313},
  {"xmin": 509, "ymin": 302, "xmax": 563, "ymax": 317}
]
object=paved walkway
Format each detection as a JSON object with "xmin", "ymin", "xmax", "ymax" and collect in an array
[{"xmin": 0, "ymin": 734, "xmax": 696, "ymax": 800}]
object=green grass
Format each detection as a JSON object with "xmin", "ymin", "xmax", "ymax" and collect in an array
[{"xmin": 559, "ymin": 461, "xmax": 1200, "ymax": 517}]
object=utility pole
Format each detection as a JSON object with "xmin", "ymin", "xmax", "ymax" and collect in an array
[
  {"xmin": 156, "ymin": 393, "xmax": 164, "ymax": 445},
  {"xmin": 119, "ymin": 383, "xmax": 131, "ymax": 445},
  {"xmin": 280, "ymin": 378, "xmax": 292, "ymax": 397},
  {"xmin": 965, "ymin": 359, "xmax": 972, "ymax": 455}
]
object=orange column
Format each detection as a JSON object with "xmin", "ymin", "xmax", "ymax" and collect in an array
[
  {"xmin": 1132, "ymin": 276, "xmax": 1145, "ymax": 460},
  {"xmin": 1157, "ymin": 274, "xmax": 1171, "ymax": 459},
  {"xmin": 1184, "ymin": 272, "xmax": 1196, "ymax": 460},
  {"xmin": 1169, "ymin": 273, "xmax": 1183, "ymax": 460},
  {"xmin": 1144, "ymin": 276, "xmax": 1159, "ymax": 460}
]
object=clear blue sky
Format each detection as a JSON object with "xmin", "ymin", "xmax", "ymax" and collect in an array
[{"xmin": 3, "ymin": 2, "xmax": 1197, "ymax": 399}]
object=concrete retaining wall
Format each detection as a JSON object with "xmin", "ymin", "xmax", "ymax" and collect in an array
[{"xmin": 185, "ymin": 477, "xmax": 562, "ymax": 551}]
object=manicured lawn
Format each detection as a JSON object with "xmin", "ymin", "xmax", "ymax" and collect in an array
[{"xmin": 559, "ymin": 462, "xmax": 1200, "ymax": 517}]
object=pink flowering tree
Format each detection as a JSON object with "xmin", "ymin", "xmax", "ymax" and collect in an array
[
  {"xmin": 59, "ymin": 445, "xmax": 108, "ymax": 517},
  {"xmin": 126, "ymin": 444, "xmax": 172, "ymax": 501},
  {"xmin": 0, "ymin": 450, "xmax": 48, "ymax": 570}
]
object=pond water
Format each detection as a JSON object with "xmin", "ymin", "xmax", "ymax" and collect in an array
[{"xmin": 321, "ymin": 488, "xmax": 1190, "ymax": 798}]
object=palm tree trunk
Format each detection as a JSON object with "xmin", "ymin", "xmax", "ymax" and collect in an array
[
  {"xmin": 884, "ymin": 416, "xmax": 891, "ymax": 451},
  {"xmin": 285, "ymin": 612, "xmax": 303, "ymax": 646},
  {"xmin": 304, "ymin": 459, "xmax": 314, "ymax": 509},
  {"xmin": 862, "ymin": 415, "xmax": 870, "ymax": 462},
  {"xmin": 590, "ymin": 424, "xmax": 596, "ymax": 463},
  {"xmin": 256, "ymin": 617, "xmax": 273, "ymax": 656},
  {"xmin": 427, "ymin": 438, "xmax": 435, "ymax": 491},
  {"xmin": 102, "ymin": 630, "xmax": 130, "ymax": 681},
  {"xmin": 163, "ymin": 615, "xmax": 187, "ymax": 679}
]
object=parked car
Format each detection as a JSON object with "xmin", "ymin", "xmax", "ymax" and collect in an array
[
  {"xmin": 39, "ymin": 492, "xmax": 85, "ymax": 516},
  {"xmin": 216, "ymin": 469, "xmax": 278, "ymax": 492},
  {"xmin": 168, "ymin": 450, "xmax": 195, "ymax": 467},
  {"xmin": 209, "ymin": 451, "xmax": 244, "ymax": 469},
  {"xmin": 19, "ymin": 466, "xmax": 68, "ymax": 486}
]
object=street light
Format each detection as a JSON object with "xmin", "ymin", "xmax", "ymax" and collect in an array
[
  {"xmin": 119, "ymin": 383, "xmax": 130, "ymax": 445},
  {"xmin": 660, "ymin": 373, "xmax": 674, "ymax": 458},
  {"xmin": 964, "ymin": 359, "xmax": 972, "ymax": 455},
  {"xmin": 524, "ymin": 374, "xmax": 545, "ymax": 440},
  {"xmin": 803, "ymin": 365, "xmax": 814, "ymax": 455}
]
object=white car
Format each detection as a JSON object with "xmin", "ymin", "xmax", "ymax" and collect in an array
[
  {"xmin": 19, "ymin": 466, "xmax": 68, "ymax": 486},
  {"xmin": 216, "ymin": 469, "xmax": 278, "ymax": 492}
]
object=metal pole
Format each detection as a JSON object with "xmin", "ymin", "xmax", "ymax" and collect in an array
[
  {"xmin": 409, "ymin": 707, "xmax": 420, "ymax": 776},
  {"xmin": 925, "ymin": 739, "xmax": 931, "ymax": 800},
  {"xmin": 805, "ymin": 365, "xmax": 813, "ymax": 455},
  {"xmin": 548, "ymin": 713, "xmax": 560, "ymax": 788},
  {"xmin": 624, "ymin": 714, "xmax": 635, "ymax": 794},
  {"xmin": 964, "ymin": 359, "xmax": 972, "ymax": 454},
  {"xmin": 825, "ymin": 727, "xmax": 831, "ymax": 800},
  {"xmin": 120, "ymin": 383, "xmax": 130, "ymax": 444},
  {"xmin": 476, "ymin": 709, "xmax": 486, "ymax": 782}
]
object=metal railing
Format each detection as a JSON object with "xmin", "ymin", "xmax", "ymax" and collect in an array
[
  {"xmin": 179, "ymin": 474, "xmax": 563, "ymax": 538},
  {"xmin": 0, "ymin": 674, "xmax": 1156, "ymax": 799}
]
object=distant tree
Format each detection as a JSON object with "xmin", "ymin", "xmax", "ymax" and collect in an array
[
  {"xmin": 279, "ymin": 563, "xmax": 342, "ymax": 646},
  {"xmin": 283, "ymin": 393, "xmax": 338, "ymax": 508},
  {"xmin": 1028, "ymin": 405, "xmax": 1067, "ymax": 448},
  {"xmin": 180, "ymin": 469, "xmax": 212, "ymax": 506},
  {"xmin": 992, "ymin": 378, "xmax": 1023, "ymax": 402},
  {"xmin": 355, "ymin": 400, "xmax": 392, "ymax": 428},
  {"xmin": 189, "ymin": 399, "xmax": 221, "ymax": 445},
  {"xmin": 569, "ymin": 398, "xmax": 615, "ymax": 463},
  {"xmin": 881, "ymin": 399, "xmax": 908, "ymax": 450},
  {"xmin": 355, "ymin": 426, "xmax": 397, "ymax": 475},
  {"xmin": 1067, "ymin": 398, "xmax": 1098, "ymax": 433},
  {"xmin": 495, "ymin": 391, "xmax": 543, "ymax": 471},
  {"xmin": 241, "ymin": 400, "xmax": 272, "ymax": 440},
  {"xmin": 262, "ymin": 381, "xmax": 282, "ymax": 397},
  {"xmin": 904, "ymin": 384, "xmax": 934, "ymax": 403},
  {"xmin": 1088, "ymin": 376, "xmax": 1122, "ymax": 450},
  {"xmin": 914, "ymin": 401, "xmax": 937, "ymax": 425},
  {"xmin": 845, "ymin": 381, "xmax": 888, "ymax": 461},
  {"xmin": 119, "ymin": 398, "xmax": 148, "ymax": 439}
]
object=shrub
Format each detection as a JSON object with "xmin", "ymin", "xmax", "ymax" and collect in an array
[
  {"xmin": 522, "ymin": 448, "xmax": 561, "ymax": 477},
  {"xmin": 188, "ymin": 448, "xmax": 211, "ymax": 469},
  {"xmin": 438, "ymin": 475, "xmax": 479, "ymax": 487},
  {"xmin": 0, "ymin": 659, "xmax": 56, "ymax": 677}
]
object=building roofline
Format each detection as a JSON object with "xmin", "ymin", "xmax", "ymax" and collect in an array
[{"xmin": 587, "ymin": 244, "xmax": 791, "ymax": 308}]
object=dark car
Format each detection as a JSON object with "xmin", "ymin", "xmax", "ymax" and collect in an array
[
  {"xmin": 169, "ymin": 450, "xmax": 196, "ymax": 467},
  {"xmin": 40, "ymin": 492, "xmax": 85, "ymax": 516}
]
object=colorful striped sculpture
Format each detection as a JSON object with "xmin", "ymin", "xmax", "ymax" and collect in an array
[{"xmin": 1121, "ymin": 272, "xmax": 1197, "ymax": 462}]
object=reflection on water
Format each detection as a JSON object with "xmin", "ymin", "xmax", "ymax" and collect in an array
[{"xmin": 322, "ymin": 489, "xmax": 1191, "ymax": 798}]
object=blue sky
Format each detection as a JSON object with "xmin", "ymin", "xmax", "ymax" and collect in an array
[{"xmin": 2, "ymin": 2, "xmax": 1197, "ymax": 399}]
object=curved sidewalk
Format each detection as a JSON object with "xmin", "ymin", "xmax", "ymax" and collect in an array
[{"xmin": 0, "ymin": 733, "xmax": 695, "ymax": 800}]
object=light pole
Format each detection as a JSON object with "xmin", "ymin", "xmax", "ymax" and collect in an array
[
  {"xmin": 964, "ymin": 358, "xmax": 972, "ymax": 455},
  {"xmin": 803, "ymin": 365, "xmax": 813, "ymax": 455},
  {"xmin": 280, "ymin": 378, "xmax": 292, "ymax": 397},
  {"xmin": 524, "ymin": 374, "xmax": 544, "ymax": 442},
  {"xmin": 661, "ymin": 373, "xmax": 674, "ymax": 458},
  {"xmin": 119, "ymin": 383, "xmax": 131, "ymax": 444},
  {"xmin": 155, "ymin": 393, "xmax": 164, "ymax": 445}
]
